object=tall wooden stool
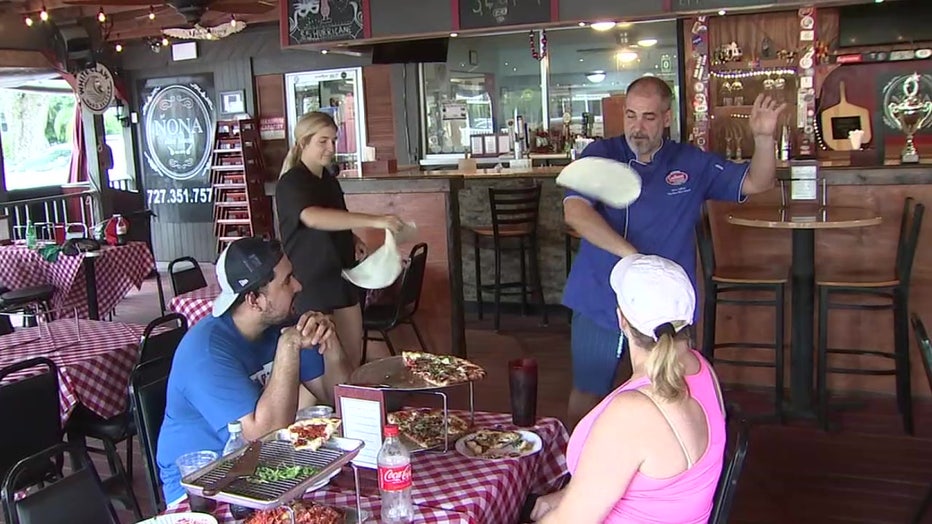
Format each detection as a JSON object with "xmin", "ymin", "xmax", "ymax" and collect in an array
[
  {"xmin": 466, "ymin": 185, "xmax": 548, "ymax": 331},
  {"xmin": 697, "ymin": 205, "xmax": 788, "ymax": 421},
  {"xmin": 816, "ymin": 197, "xmax": 924, "ymax": 433}
]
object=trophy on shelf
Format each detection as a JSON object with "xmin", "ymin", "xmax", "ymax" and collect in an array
[{"xmin": 886, "ymin": 72, "xmax": 932, "ymax": 164}]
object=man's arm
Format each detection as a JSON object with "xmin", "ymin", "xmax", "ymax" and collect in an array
[
  {"xmin": 303, "ymin": 337, "xmax": 352, "ymax": 405},
  {"xmin": 238, "ymin": 334, "xmax": 302, "ymax": 440},
  {"xmin": 741, "ymin": 94, "xmax": 788, "ymax": 196},
  {"xmin": 564, "ymin": 198, "xmax": 638, "ymax": 258}
]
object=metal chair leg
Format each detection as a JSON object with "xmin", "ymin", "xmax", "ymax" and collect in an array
[
  {"xmin": 381, "ymin": 330, "xmax": 396, "ymax": 356},
  {"xmin": 360, "ymin": 333, "xmax": 369, "ymax": 366},
  {"xmin": 774, "ymin": 284, "xmax": 786, "ymax": 423},
  {"xmin": 519, "ymin": 236, "xmax": 528, "ymax": 316},
  {"xmin": 473, "ymin": 232, "xmax": 483, "ymax": 320},
  {"xmin": 530, "ymin": 235, "xmax": 548, "ymax": 327},
  {"xmin": 493, "ymin": 239, "xmax": 502, "ymax": 332},
  {"xmin": 894, "ymin": 293, "xmax": 914, "ymax": 434},
  {"xmin": 816, "ymin": 287, "xmax": 831, "ymax": 431},
  {"xmin": 701, "ymin": 281, "xmax": 717, "ymax": 361}
]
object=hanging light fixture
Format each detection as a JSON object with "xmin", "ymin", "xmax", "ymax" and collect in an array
[
  {"xmin": 590, "ymin": 21, "xmax": 616, "ymax": 31},
  {"xmin": 39, "ymin": 5, "xmax": 49, "ymax": 21},
  {"xmin": 97, "ymin": 7, "xmax": 106, "ymax": 23},
  {"xmin": 115, "ymin": 42, "xmax": 123, "ymax": 52},
  {"xmin": 586, "ymin": 70, "xmax": 606, "ymax": 83},
  {"xmin": 230, "ymin": 14, "xmax": 237, "ymax": 28},
  {"xmin": 148, "ymin": 6, "xmax": 156, "ymax": 20},
  {"xmin": 161, "ymin": 36, "xmax": 170, "ymax": 46},
  {"xmin": 24, "ymin": 15, "xmax": 34, "ymax": 26}
]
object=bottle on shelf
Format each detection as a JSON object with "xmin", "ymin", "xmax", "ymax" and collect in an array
[
  {"xmin": 221, "ymin": 421, "xmax": 253, "ymax": 519},
  {"xmin": 378, "ymin": 424, "xmax": 414, "ymax": 523},
  {"xmin": 25, "ymin": 220, "xmax": 36, "ymax": 249},
  {"xmin": 779, "ymin": 124, "xmax": 792, "ymax": 162}
]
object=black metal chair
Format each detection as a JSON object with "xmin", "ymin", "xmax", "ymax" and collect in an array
[
  {"xmin": 0, "ymin": 357, "xmax": 63, "ymax": 488},
  {"xmin": 168, "ymin": 256, "xmax": 207, "ymax": 297},
  {"xmin": 1, "ymin": 442, "xmax": 119, "ymax": 524},
  {"xmin": 65, "ymin": 313, "xmax": 187, "ymax": 519},
  {"xmin": 697, "ymin": 205, "xmax": 788, "ymax": 421},
  {"xmin": 709, "ymin": 405, "xmax": 751, "ymax": 524},
  {"xmin": 816, "ymin": 198, "xmax": 924, "ymax": 433},
  {"xmin": 129, "ymin": 356, "xmax": 173, "ymax": 514},
  {"xmin": 910, "ymin": 314, "xmax": 932, "ymax": 524},
  {"xmin": 0, "ymin": 284, "xmax": 55, "ymax": 327},
  {"xmin": 361, "ymin": 243, "xmax": 429, "ymax": 365},
  {"xmin": 466, "ymin": 185, "xmax": 548, "ymax": 331}
]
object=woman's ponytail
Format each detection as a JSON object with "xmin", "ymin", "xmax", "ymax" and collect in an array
[
  {"xmin": 280, "ymin": 142, "xmax": 301, "ymax": 177},
  {"xmin": 644, "ymin": 322, "xmax": 687, "ymax": 401}
]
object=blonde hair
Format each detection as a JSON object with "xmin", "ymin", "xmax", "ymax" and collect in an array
[
  {"xmin": 280, "ymin": 111, "xmax": 338, "ymax": 176},
  {"xmin": 627, "ymin": 320, "xmax": 691, "ymax": 401}
]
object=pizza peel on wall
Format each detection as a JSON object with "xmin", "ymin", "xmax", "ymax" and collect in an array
[
  {"xmin": 401, "ymin": 351, "xmax": 486, "ymax": 387},
  {"xmin": 387, "ymin": 408, "xmax": 469, "ymax": 448},
  {"xmin": 285, "ymin": 417, "xmax": 342, "ymax": 451}
]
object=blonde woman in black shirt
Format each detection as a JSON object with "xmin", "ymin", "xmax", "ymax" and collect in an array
[{"xmin": 277, "ymin": 111, "xmax": 405, "ymax": 368}]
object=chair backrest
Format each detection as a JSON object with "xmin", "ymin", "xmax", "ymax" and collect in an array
[
  {"xmin": 709, "ymin": 406, "xmax": 750, "ymax": 524},
  {"xmin": 395, "ymin": 243, "xmax": 429, "ymax": 320},
  {"xmin": 1, "ymin": 442, "xmax": 118, "ymax": 524},
  {"xmin": 912, "ymin": 314, "xmax": 932, "ymax": 396},
  {"xmin": 168, "ymin": 256, "xmax": 207, "ymax": 296},
  {"xmin": 129, "ymin": 356, "xmax": 173, "ymax": 513},
  {"xmin": 696, "ymin": 203, "xmax": 717, "ymax": 282},
  {"xmin": 138, "ymin": 312, "xmax": 188, "ymax": 365},
  {"xmin": 895, "ymin": 197, "xmax": 924, "ymax": 286},
  {"xmin": 488, "ymin": 185, "xmax": 542, "ymax": 236},
  {"xmin": 0, "ymin": 358, "xmax": 61, "ymax": 484}
]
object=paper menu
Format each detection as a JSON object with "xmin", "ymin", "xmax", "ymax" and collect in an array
[{"xmin": 335, "ymin": 386, "xmax": 386, "ymax": 469}]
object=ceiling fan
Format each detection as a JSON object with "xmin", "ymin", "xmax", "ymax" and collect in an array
[{"xmin": 61, "ymin": 0, "xmax": 277, "ymax": 39}]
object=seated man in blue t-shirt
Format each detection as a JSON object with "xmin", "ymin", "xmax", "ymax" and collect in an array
[
  {"xmin": 562, "ymin": 76, "xmax": 787, "ymax": 429},
  {"xmin": 157, "ymin": 237, "xmax": 351, "ymax": 506}
]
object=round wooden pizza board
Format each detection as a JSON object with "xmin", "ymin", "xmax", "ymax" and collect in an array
[{"xmin": 349, "ymin": 355, "xmax": 479, "ymax": 391}]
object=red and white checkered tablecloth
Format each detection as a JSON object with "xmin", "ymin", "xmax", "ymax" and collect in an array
[
  {"xmin": 165, "ymin": 411, "xmax": 570, "ymax": 523},
  {"xmin": 0, "ymin": 319, "xmax": 146, "ymax": 423},
  {"xmin": 0, "ymin": 241, "xmax": 154, "ymax": 319},
  {"xmin": 169, "ymin": 282, "xmax": 220, "ymax": 327}
]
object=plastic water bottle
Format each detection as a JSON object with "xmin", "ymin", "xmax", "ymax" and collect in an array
[
  {"xmin": 222, "ymin": 421, "xmax": 253, "ymax": 520},
  {"xmin": 25, "ymin": 221, "xmax": 36, "ymax": 249},
  {"xmin": 378, "ymin": 424, "xmax": 413, "ymax": 523}
]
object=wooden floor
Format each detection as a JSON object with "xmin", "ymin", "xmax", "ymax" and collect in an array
[{"xmin": 100, "ymin": 273, "xmax": 932, "ymax": 523}]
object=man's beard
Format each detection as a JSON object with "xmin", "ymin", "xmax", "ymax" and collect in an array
[{"xmin": 626, "ymin": 135, "xmax": 660, "ymax": 156}]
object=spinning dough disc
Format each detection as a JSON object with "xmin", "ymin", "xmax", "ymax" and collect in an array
[
  {"xmin": 556, "ymin": 157, "xmax": 643, "ymax": 209},
  {"xmin": 341, "ymin": 223, "xmax": 416, "ymax": 289}
]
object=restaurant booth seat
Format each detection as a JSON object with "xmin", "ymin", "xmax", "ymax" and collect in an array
[
  {"xmin": 696, "ymin": 205, "xmax": 788, "ymax": 422},
  {"xmin": 64, "ymin": 313, "xmax": 187, "ymax": 520},
  {"xmin": 464, "ymin": 184, "xmax": 548, "ymax": 331},
  {"xmin": 0, "ymin": 284, "xmax": 55, "ymax": 328},
  {"xmin": 361, "ymin": 243, "xmax": 429, "ymax": 365},
  {"xmin": 815, "ymin": 197, "xmax": 924, "ymax": 434}
]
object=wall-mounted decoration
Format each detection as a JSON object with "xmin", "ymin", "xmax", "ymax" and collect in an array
[
  {"xmin": 138, "ymin": 75, "xmax": 216, "ymax": 223},
  {"xmin": 796, "ymin": 7, "xmax": 817, "ymax": 157},
  {"xmin": 819, "ymin": 81, "xmax": 871, "ymax": 151},
  {"xmin": 76, "ymin": 63, "xmax": 115, "ymax": 115},
  {"xmin": 454, "ymin": 0, "xmax": 556, "ymax": 31},
  {"xmin": 283, "ymin": 0, "xmax": 371, "ymax": 46},
  {"xmin": 882, "ymin": 72, "xmax": 932, "ymax": 163},
  {"xmin": 220, "ymin": 90, "xmax": 246, "ymax": 114},
  {"xmin": 688, "ymin": 16, "xmax": 711, "ymax": 152}
]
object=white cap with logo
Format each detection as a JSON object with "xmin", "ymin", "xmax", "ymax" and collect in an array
[{"xmin": 609, "ymin": 254, "xmax": 695, "ymax": 341}]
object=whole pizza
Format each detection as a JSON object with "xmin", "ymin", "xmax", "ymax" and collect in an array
[
  {"xmin": 402, "ymin": 351, "xmax": 486, "ymax": 387},
  {"xmin": 387, "ymin": 408, "xmax": 469, "ymax": 449}
]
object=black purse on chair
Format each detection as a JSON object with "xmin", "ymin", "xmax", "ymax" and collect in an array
[{"xmin": 61, "ymin": 238, "xmax": 101, "ymax": 257}]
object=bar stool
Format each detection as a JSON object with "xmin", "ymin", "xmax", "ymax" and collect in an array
[
  {"xmin": 816, "ymin": 197, "xmax": 924, "ymax": 433},
  {"xmin": 564, "ymin": 227, "xmax": 581, "ymax": 322},
  {"xmin": 466, "ymin": 185, "xmax": 548, "ymax": 331},
  {"xmin": 697, "ymin": 205, "xmax": 788, "ymax": 421}
]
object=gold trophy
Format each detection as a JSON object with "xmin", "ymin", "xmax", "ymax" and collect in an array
[{"xmin": 888, "ymin": 73, "xmax": 932, "ymax": 164}]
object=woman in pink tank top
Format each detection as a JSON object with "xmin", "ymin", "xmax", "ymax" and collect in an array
[{"xmin": 533, "ymin": 254, "xmax": 726, "ymax": 523}]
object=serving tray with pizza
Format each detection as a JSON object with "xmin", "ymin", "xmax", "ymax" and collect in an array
[
  {"xmin": 349, "ymin": 352, "xmax": 487, "ymax": 391},
  {"xmin": 386, "ymin": 407, "xmax": 471, "ymax": 450}
]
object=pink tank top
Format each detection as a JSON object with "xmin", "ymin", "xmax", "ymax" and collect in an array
[{"xmin": 565, "ymin": 350, "xmax": 725, "ymax": 524}]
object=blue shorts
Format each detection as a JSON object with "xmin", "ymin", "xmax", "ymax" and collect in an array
[{"xmin": 570, "ymin": 311, "xmax": 626, "ymax": 396}]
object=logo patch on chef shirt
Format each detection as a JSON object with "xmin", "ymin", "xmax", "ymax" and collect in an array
[{"xmin": 665, "ymin": 170, "xmax": 692, "ymax": 196}]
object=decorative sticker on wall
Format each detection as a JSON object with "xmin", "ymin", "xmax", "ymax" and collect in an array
[
  {"xmin": 689, "ymin": 16, "xmax": 711, "ymax": 152},
  {"xmin": 286, "ymin": 0, "xmax": 368, "ymax": 45}
]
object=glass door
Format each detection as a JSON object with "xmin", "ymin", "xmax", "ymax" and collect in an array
[{"xmin": 285, "ymin": 68, "xmax": 366, "ymax": 176}]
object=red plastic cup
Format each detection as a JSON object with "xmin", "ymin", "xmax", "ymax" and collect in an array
[{"xmin": 508, "ymin": 358, "xmax": 538, "ymax": 427}]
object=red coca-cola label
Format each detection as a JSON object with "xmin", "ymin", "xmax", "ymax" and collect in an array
[{"xmin": 378, "ymin": 464, "xmax": 412, "ymax": 491}]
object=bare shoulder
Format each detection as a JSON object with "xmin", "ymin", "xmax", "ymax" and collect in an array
[{"xmin": 600, "ymin": 390, "xmax": 661, "ymax": 426}]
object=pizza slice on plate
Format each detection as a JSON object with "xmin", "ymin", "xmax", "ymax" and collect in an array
[
  {"xmin": 401, "ymin": 351, "xmax": 487, "ymax": 386},
  {"xmin": 285, "ymin": 417, "xmax": 342, "ymax": 451},
  {"xmin": 387, "ymin": 408, "xmax": 469, "ymax": 448},
  {"xmin": 464, "ymin": 429, "xmax": 533, "ymax": 458}
]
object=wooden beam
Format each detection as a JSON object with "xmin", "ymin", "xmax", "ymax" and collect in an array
[
  {"xmin": 103, "ymin": 10, "xmax": 279, "ymax": 42},
  {"xmin": 0, "ymin": 50, "xmax": 56, "ymax": 69}
]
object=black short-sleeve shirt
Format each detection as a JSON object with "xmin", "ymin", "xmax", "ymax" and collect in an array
[{"xmin": 276, "ymin": 164, "xmax": 358, "ymax": 313}]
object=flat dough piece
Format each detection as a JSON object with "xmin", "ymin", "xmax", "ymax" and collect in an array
[
  {"xmin": 556, "ymin": 156, "xmax": 642, "ymax": 209},
  {"xmin": 341, "ymin": 229, "xmax": 403, "ymax": 289}
]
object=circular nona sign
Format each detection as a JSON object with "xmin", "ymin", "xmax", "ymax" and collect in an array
[{"xmin": 143, "ymin": 84, "xmax": 214, "ymax": 182}]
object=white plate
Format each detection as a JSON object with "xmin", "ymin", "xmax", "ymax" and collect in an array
[
  {"xmin": 455, "ymin": 430, "xmax": 542, "ymax": 460},
  {"xmin": 556, "ymin": 156, "xmax": 642, "ymax": 209},
  {"xmin": 304, "ymin": 468, "xmax": 340, "ymax": 493},
  {"xmin": 135, "ymin": 513, "xmax": 218, "ymax": 524}
]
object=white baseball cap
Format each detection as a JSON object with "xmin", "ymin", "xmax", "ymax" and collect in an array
[
  {"xmin": 609, "ymin": 254, "xmax": 695, "ymax": 341},
  {"xmin": 212, "ymin": 237, "xmax": 283, "ymax": 317}
]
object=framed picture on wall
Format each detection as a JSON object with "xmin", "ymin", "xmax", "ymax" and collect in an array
[{"xmin": 220, "ymin": 90, "xmax": 245, "ymax": 114}]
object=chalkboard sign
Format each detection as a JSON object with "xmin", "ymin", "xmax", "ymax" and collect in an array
[
  {"xmin": 137, "ymin": 75, "xmax": 216, "ymax": 223},
  {"xmin": 456, "ymin": 0, "xmax": 554, "ymax": 30},
  {"xmin": 285, "ymin": 0, "xmax": 370, "ymax": 45}
]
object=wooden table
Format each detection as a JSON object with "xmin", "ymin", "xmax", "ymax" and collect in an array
[{"xmin": 727, "ymin": 205, "xmax": 882, "ymax": 418}]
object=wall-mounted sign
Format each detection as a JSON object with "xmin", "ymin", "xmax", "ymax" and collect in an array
[
  {"xmin": 260, "ymin": 116, "xmax": 286, "ymax": 140},
  {"xmin": 441, "ymin": 102, "xmax": 468, "ymax": 120},
  {"xmin": 76, "ymin": 63, "xmax": 115, "ymax": 115},
  {"xmin": 455, "ymin": 0, "xmax": 555, "ymax": 31},
  {"xmin": 138, "ymin": 76, "xmax": 215, "ymax": 223},
  {"xmin": 284, "ymin": 0, "xmax": 371, "ymax": 46}
]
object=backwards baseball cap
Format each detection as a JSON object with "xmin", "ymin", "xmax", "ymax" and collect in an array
[
  {"xmin": 212, "ymin": 237, "xmax": 284, "ymax": 317},
  {"xmin": 609, "ymin": 254, "xmax": 695, "ymax": 341}
]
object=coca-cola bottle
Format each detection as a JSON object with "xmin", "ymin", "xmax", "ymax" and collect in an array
[{"xmin": 377, "ymin": 424, "xmax": 413, "ymax": 523}]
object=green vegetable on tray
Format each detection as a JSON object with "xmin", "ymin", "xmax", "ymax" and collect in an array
[{"xmin": 248, "ymin": 464, "xmax": 320, "ymax": 484}]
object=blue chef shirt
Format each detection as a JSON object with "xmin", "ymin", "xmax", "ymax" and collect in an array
[
  {"xmin": 156, "ymin": 313, "xmax": 325, "ymax": 504},
  {"xmin": 562, "ymin": 137, "xmax": 749, "ymax": 331}
]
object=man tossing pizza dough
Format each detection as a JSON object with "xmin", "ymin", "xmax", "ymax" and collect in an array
[{"xmin": 561, "ymin": 76, "xmax": 786, "ymax": 430}]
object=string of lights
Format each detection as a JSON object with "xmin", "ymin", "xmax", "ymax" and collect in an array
[{"xmin": 710, "ymin": 67, "xmax": 797, "ymax": 79}]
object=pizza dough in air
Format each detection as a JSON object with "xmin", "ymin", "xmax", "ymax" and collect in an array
[
  {"xmin": 556, "ymin": 157, "xmax": 643, "ymax": 209},
  {"xmin": 341, "ymin": 223, "xmax": 416, "ymax": 289}
]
